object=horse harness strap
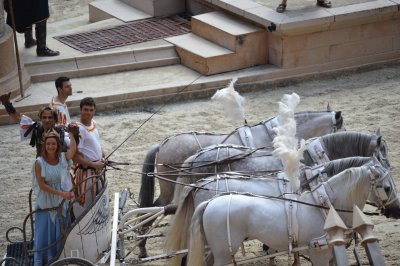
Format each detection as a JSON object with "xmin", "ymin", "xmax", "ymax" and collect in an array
[
  {"xmin": 226, "ymin": 194, "xmax": 238, "ymax": 266},
  {"xmin": 306, "ymin": 139, "xmax": 330, "ymax": 165},
  {"xmin": 283, "ymin": 193, "xmax": 299, "ymax": 253},
  {"xmin": 263, "ymin": 117, "xmax": 278, "ymax": 141},
  {"xmin": 278, "ymin": 172, "xmax": 300, "ymax": 253},
  {"xmin": 312, "ymin": 184, "xmax": 335, "ymax": 219},
  {"xmin": 237, "ymin": 126, "xmax": 255, "ymax": 148},
  {"xmin": 304, "ymin": 165, "xmax": 329, "ymax": 189},
  {"xmin": 191, "ymin": 132, "xmax": 203, "ymax": 149}
]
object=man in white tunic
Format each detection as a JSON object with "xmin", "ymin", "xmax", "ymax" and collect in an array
[
  {"xmin": 50, "ymin": 76, "xmax": 72, "ymax": 127},
  {"xmin": 73, "ymin": 97, "xmax": 106, "ymax": 215}
]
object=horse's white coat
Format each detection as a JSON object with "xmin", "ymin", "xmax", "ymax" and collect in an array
[{"xmin": 187, "ymin": 164, "xmax": 399, "ymax": 266}]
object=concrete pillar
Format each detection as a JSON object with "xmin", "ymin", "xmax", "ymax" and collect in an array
[{"xmin": 0, "ymin": 0, "xmax": 31, "ymax": 98}]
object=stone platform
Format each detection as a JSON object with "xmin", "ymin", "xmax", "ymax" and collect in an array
[{"xmin": 0, "ymin": 0, "xmax": 399, "ymax": 125}]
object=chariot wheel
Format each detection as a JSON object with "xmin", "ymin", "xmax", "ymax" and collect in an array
[{"xmin": 49, "ymin": 257, "xmax": 95, "ymax": 266}]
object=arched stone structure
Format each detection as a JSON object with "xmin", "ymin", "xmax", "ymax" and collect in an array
[{"xmin": 0, "ymin": 0, "xmax": 31, "ymax": 98}]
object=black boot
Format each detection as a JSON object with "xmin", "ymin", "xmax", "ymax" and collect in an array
[
  {"xmin": 24, "ymin": 26, "xmax": 37, "ymax": 48},
  {"xmin": 35, "ymin": 21, "xmax": 60, "ymax": 57}
]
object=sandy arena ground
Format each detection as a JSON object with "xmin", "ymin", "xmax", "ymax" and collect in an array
[
  {"xmin": 1, "ymin": 63, "xmax": 400, "ymax": 265},
  {"xmin": 1, "ymin": 1, "xmax": 400, "ymax": 265}
]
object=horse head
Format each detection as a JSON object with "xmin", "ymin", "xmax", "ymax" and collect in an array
[
  {"xmin": 367, "ymin": 164, "xmax": 400, "ymax": 219},
  {"xmin": 326, "ymin": 104, "xmax": 345, "ymax": 132},
  {"xmin": 334, "ymin": 111, "xmax": 345, "ymax": 132}
]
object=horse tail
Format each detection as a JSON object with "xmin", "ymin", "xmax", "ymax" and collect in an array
[
  {"xmin": 139, "ymin": 143, "xmax": 159, "ymax": 207},
  {"xmin": 187, "ymin": 201, "xmax": 208, "ymax": 266},
  {"xmin": 165, "ymin": 187, "xmax": 195, "ymax": 266}
]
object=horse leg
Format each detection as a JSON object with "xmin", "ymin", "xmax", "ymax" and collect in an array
[
  {"xmin": 153, "ymin": 178, "xmax": 176, "ymax": 206},
  {"xmin": 262, "ymin": 244, "xmax": 276, "ymax": 266}
]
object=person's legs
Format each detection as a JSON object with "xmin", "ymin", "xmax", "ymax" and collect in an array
[
  {"xmin": 24, "ymin": 26, "xmax": 37, "ymax": 48},
  {"xmin": 35, "ymin": 20, "xmax": 60, "ymax": 57}
]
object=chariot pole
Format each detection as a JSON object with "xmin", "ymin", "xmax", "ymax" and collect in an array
[{"xmin": 7, "ymin": 0, "xmax": 29, "ymax": 101}]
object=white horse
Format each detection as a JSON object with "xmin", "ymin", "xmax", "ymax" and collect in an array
[
  {"xmin": 138, "ymin": 109, "xmax": 345, "ymax": 257},
  {"xmin": 172, "ymin": 130, "xmax": 390, "ymax": 205},
  {"xmin": 165, "ymin": 156, "xmax": 382, "ymax": 264},
  {"xmin": 140, "ymin": 109, "xmax": 345, "ymax": 207},
  {"xmin": 187, "ymin": 163, "xmax": 400, "ymax": 265}
]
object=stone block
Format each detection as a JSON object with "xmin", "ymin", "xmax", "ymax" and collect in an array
[
  {"xmin": 268, "ymin": 33, "xmax": 283, "ymax": 52},
  {"xmin": 121, "ymin": 0, "xmax": 185, "ymax": 17},
  {"xmin": 394, "ymin": 36, "xmax": 400, "ymax": 51},
  {"xmin": 235, "ymin": 31, "xmax": 268, "ymax": 66},
  {"xmin": 305, "ymin": 26, "xmax": 362, "ymax": 49},
  {"xmin": 282, "ymin": 46, "xmax": 330, "ymax": 68},
  {"xmin": 133, "ymin": 46, "xmax": 178, "ymax": 62},
  {"xmin": 76, "ymin": 50, "xmax": 135, "ymax": 69},
  {"xmin": 222, "ymin": 0, "xmax": 262, "ymax": 16},
  {"xmin": 360, "ymin": 20, "xmax": 398, "ymax": 39},
  {"xmin": 330, "ymin": 36, "xmax": 394, "ymax": 61},
  {"xmin": 89, "ymin": 0, "xmax": 151, "ymax": 23},
  {"xmin": 89, "ymin": 2, "xmax": 114, "ymax": 23},
  {"xmin": 268, "ymin": 47, "xmax": 283, "ymax": 67},
  {"xmin": 192, "ymin": 11, "xmax": 265, "ymax": 51},
  {"xmin": 26, "ymin": 58, "xmax": 78, "ymax": 77}
]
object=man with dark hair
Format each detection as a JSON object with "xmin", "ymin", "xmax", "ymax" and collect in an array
[
  {"xmin": 73, "ymin": 97, "xmax": 106, "ymax": 213},
  {"xmin": 50, "ymin": 76, "xmax": 72, "ymax": 127},
  {"xmin": 0, "ymin": 93, "xmax": 77, "ymax": 157},
  {"xmin": 4, "ymin": 0, "xmax": 59, "ymax": 56},
  {"xmin": 0, "ymin": 76, "xmax": 75, "ymax": 155}
]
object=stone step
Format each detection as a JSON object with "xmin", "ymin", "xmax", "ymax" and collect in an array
[
  {"xmin": 192, "ymin": 11, "xmax": 266, "ymax": 52},
  {"xmin": 166, "ymin": 33, "xmax": 238, "ymax": 75},
  {"xmin": 119, "ymin": 0, "xmax": 185, "ymax": 17},
  {"xmin": 166, "ymin": 11, "xmax": 268, "ymax": 75},
  {"xmin": 24, "ymin": 44, "xmax": 180, "ymax": 82},
  {"xmin": 89, "ymin": 0, "xmax": 152, "ymax": 23},
  {"xmin": 0, "ymin": 64, "xmax": 232, "ymax": 125}
]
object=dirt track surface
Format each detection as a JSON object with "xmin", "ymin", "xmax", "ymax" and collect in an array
[
  {"xmin": 1, "ymin": 1, "xmax": 400, "ymax": 264},
  {"xmin": 1, "ymin": 63, "xmax": 400, "ymax": 265}
]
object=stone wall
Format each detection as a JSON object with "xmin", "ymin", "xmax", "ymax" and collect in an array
[{"xmin": 269, "ymin": 15, "xmax": 400, "ymax": 69}]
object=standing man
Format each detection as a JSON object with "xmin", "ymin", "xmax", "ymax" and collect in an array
[
  {"xmin": 73, "ymin": 97, "xmax": 106, "ymax": 214},
  {"xmin": 4, "ymin": 0, "xmax": 59, "ymax": 56},
  {"xmin": 0, "ymin": 76, "xmax": 75, "ymax": 155},
  {"xmin": 50, "ymin": 76, "xmax": 72, "ymax": 127}
]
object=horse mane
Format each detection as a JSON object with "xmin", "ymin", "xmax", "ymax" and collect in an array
[
  {"xmin": 320, "ymin": 131, "xmax": 377, "ymax": 157},
  {"xmin": 321, "ymin": 156, "xmax": 376, "ymax": 176},
  {"xmin": 298, "ymin": 156, "xmax": 376, "ymax": 191},
  {"xmin": 324, "ymin": 165, "xmax": 372, "ymax": 212}
]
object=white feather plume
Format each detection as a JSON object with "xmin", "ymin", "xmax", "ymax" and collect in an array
[
  {"xmin": 211, "ymin": 78, "xmax": 245, "ymax": 124},
  {"xmin": 272, "ymin": 93, "xmax": 305, "ymax": 192}
]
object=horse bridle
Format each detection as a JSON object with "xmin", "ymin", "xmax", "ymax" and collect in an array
[
  {"xmin": 367, "ymin": 165, "xmax": 397, "ymax": 210},
  {"xmin": 375, "ymin": 139, "xmax": 391, "ymax": 168}
]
